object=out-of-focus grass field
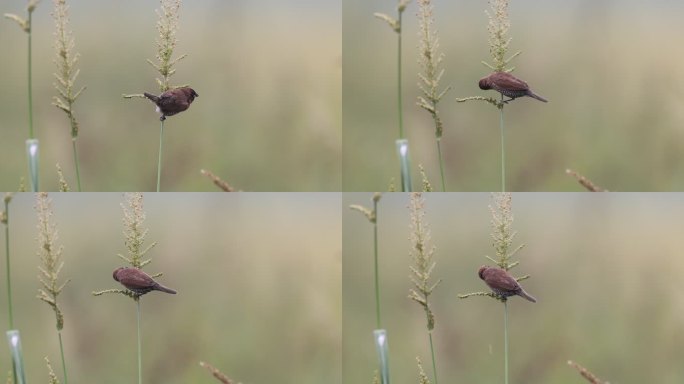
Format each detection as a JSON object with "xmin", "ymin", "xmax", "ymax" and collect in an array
[
  {"xmin": 1, "ymin": 0, "xmax": 340, "ymax": 191},
  {"xmin": 343, "ymin": 0, "xmax": 684, "ymax": 191},
  {"xmin": 0, "ymin": 193, "xmax": 341, "ymax": 384},
  {"xmin": 344, "ymin": 193, "xmax": 684, "ymax": 383}
]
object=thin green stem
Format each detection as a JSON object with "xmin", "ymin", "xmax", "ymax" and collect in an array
[
  {"xmin": 499, "ymin": 95, "xmax": 505, "ymax": 192},
  {"xmin": 72, "ymin": 139, "xmax": 82, "ymax": 192},
  {"xmin": 436, "ymin": 138, "xmax": 446, "ymax": 192},
  {"xmin": 58, "ymin": 331, "xmax": 68, "ymax": 384},
  {"xmin": 397, "ymin": 12, "xmax": 404, "ymax": 140},
  {"xmin": 156, "ymin": 120, "xmax": 165, "ymax": 192},
  {"xmin": 4, "ymin": 200, "xmax": 13, "ymax": 330},
  {"xmin": 504, "ymin": 301, "xmax": 509, "ymax": 384},
  {"xmin": 373, "ymin": 198, "xmax": 381, "ymax": 329},
  {"xmin": 428, "ymin": 332, "xmax": 439, "ymax": 384},
  {"xmin": 28, "ymin": 12, "xmax": 34, "ymax": 139},
  {"xmin": 137, "ymin": 299, "xmax": 142, "ymax": 384}
]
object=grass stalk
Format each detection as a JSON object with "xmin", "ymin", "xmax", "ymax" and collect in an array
[
  {"xmin": 504, "ymin": 300, "xmax": 509, "ymax": 384},
  {"xmin": 408, "ymin": 193, "xmax": 441, "ymax": 384},
  {"xmin": 499, "ymin": 96, "xmax": 505, "ymax": 192},
  {"xmin": 53, "ymin": 0, "xmax": 86, "ymax": 191},
  {"xmin": 458, "ymin": 194, "xmax": 529, "ymax": 383},
  {"xmin": 372, "ymin": 197, "xmax": 381, "ymax": 329},
  {"xmin": 3, "ymin": 196, "xmax": 16, "ymax": 383},
  {"xmin": 92, "ymin": 194, "xmax": 163, "ymax": 384},
  {"xmin": 58, "ymin": 331, "xmax": 68, "ymax": 384},
  {"xmin": 428, "ymin": 332, "xmax": 438, "ymax": 384},
  {"xmin": 349, "ymin": 195, "xmax": 383, "ymax": 327},
  {"xmin": 200, "ymin": 361, "xmax": 236, "ymax": 384},
  {"xmin": 4, "ymin": 198, "xmax": 14, "ymax": 330},
  {"xmin": 28, "ymin": 11, "xmax": 34, "ymax": 140},
  {"xmin": 72, "ymin": 140, "xmax": 81, "ymax": 191},
  {"xmin": 6, "ymin": 1, "xmax": 40, "ymax": 190},
  {"xmin": 397, "ymin": 11, "xmax": 404, "ymax": 140},
  {"xmin": 36, "ymin": 192, "xmax": 71, "ymax": 383},
  {"xmin": 436, "ymin": 139, "xmax": 446, "ymax": 192},
  {"xmin": 157, "ymin": 120, "xmax": 165, "ymax": 192},
  {"xmin": 416, "ymin": 0, "xmax": 450, "ymax": 192},
  {"xmin": 375, "ymin": 2, "xmax": 411, "ymax": 190},
  {"xmin": 27, "ymin": 10, "xmax": 39, "ymax": 192},
  {"xmin": 137, "ymin": 299, "xmax": 142, "ymax": 384},
  {"xmin": 397, "ymin": 10, "xmax": 411, "ymax": 191}
]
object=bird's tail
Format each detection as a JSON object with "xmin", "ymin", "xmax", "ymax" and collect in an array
[
  {"xmin": 155, "ymin": 284, "xmax": 177, "ymax": 294},
  {"xmin": 519, "ymin": 289, "xmax": 537, "ymax": 303},
  {"xmin": 528, "ymin": 91, "xmax": 548, "ymax": 103},
  {"xmin": 143, "ymin": 92, "xmax": 159, "ymax": 103}
]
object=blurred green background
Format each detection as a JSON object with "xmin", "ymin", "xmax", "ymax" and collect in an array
[
  {"xmin": 0, "ymin": 193, "xmax": 341, "ymax": 384},
  {"xmin": 343, "ymin": 0, "xmax": 684, "ymax": 191},
  {"xmin": 344, "ymin": 192, "xmax": 684, "ymax": 383},
  {"xmin": 1, "ymin": 0, "xmax": 340, "ymax": 191}
]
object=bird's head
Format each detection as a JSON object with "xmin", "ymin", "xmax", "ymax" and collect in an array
[
  {"xmin": 478, "ymin": 77, "xmax": 492, "ymax": 90},
  {"xmin": 184, "ymin": 87, "xmax": 199, "ymax": 103},
  {"xmin": 113, "ymin": 267, "xmax": 126, "ymax": 282},
  {"xmin": 478, "ymin": 265, "xmax": 490, "ymax": 280}
]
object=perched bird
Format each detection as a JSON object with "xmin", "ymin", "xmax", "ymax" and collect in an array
[
  {"xmin": 478, "ymin": 265, "xmax": 536, "ymax": 303},
  {"xmin": 143, "ymin": 87, "xmax": 199, "ymax": 121},
  {"xmin": 113, "ymin": 267, "xmax": 177, "ymax": 296},
  {"xmin": 478, "ymin": 72, "xmax": 548, "ymax": 103}
]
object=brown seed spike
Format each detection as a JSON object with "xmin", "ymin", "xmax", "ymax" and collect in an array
[
  {"xmin": 478, "ymin": 265, "xmax": 536, "ymax": 303},
  {"xmin": 113, "ymin": 267, "xmax": 177, "ymax": 296},
  {"xmin": 479, "ymin": 72, "xmax": 548, "ymax": 103}
]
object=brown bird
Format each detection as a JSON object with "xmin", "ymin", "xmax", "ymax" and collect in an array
[
  {"xmin": 478, "ymin": 265, "xmax": 536, "ymax": 303},
  {"xmin": 113, "ymin": 267, "xmax": 177, "ymax": 296},
  {"xmin": 479, "ymin": 72, "xmax": 547, "ymax": 103},
  {"xmin": 143, "ymin": 87, "xmax": 199, "ymax": 121}
]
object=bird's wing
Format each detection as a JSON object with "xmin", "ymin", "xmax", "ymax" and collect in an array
[
  {"xmin": 121, "ymin": 271, "xmax": 155, "ymax": 287},
  {"xmin": 491, "ymin": 269, "xmax": 521, "ymax": 291},
  {"xmin": 493, "ymin": 73, "xmax": 529, "ymax": 91},
  {"xmin": 158, "ymin": 92, "xmax": 173, "ymax": 101}
]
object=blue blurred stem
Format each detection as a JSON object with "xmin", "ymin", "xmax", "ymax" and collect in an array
[
  {"xmin": 396, "ymin": 139, "xmax": 412, "ymax": 192},
  {"xmin": 374, "ymin": 329, "xmax": 390, "ymax": 384},
  {"xmin": 26, "ymin": 139, "xmax": 39, "ymax": 192},
  {"xmin": 7, "ymin": 330, "xmax": 26, "ymax": 384}
]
